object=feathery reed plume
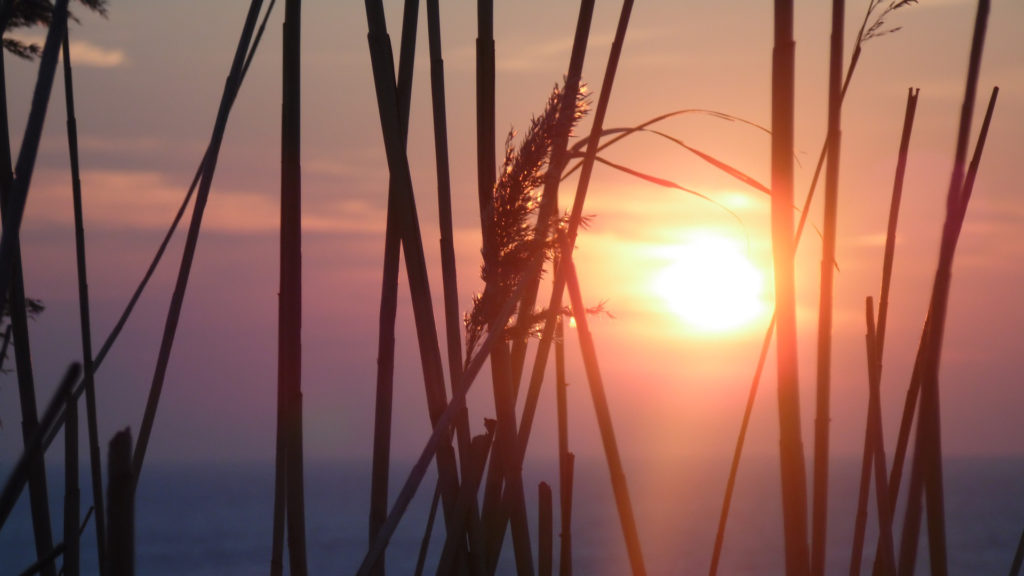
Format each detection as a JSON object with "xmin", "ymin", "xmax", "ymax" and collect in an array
[
  {"xmin": 464, "ymin": 85, "xmax": 586, "ymax": 360},
  {"xmin": 61, "ymin": 28, "xmax": 107, "ymax": 576},
  {"xmin": 367, "ymin": 1, "xmax": 418, "ymax": 574},
  {"xmin": 810, "ymin": 3, "xmax": 845, "ymax": 573}
]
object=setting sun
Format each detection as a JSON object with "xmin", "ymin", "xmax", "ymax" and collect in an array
[{"xmin": 654, "ymin": 233, "xmax": 766, "ymax": 333}]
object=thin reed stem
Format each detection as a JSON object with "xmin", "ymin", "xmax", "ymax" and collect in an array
[
  {"xmin": 810, "ymin": 3, "xmax": 844, "ymax": 573},
  {"xmin": 562, "ymin": 250, "xmax": 646, "ymax": 576},
  {"xmin": 771, "ymin": 2, "xmax": 810, "ymax": 574},
  {"xmin": 368, "ymin": 1, "xmax": 420, "ymax": 573},
  {"xmin": 132, "ymin": 0, "xmax": 266, "ymax": 485},
  {"xmin": 62, "ymin": 29, "xmax": 108, "ymax": 576}
]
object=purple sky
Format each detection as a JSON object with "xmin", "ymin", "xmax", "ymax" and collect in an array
[{"xmin": 1, "ymin": 0, "xmax": 1023, "ymax": 470}]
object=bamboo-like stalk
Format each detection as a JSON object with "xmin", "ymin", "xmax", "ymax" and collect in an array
[
  {"xmin": 516, "ymin": 0, "xmax": 634, "ymax": 467},
  {"xmin": 362, "ymin": 2, "xmax": 475, "ymax": 570},
  {"xmin": 771, "ymin": 2, "xmax": 810, "ymax": 575},
  {"xmin": 61, "ymin": 30, "xmax": 108, "ymax": 576},
  {"xmin": 46, "ymin": 0, "xmax": 280, "ymax": 451},
  {"xmin": 855, "ymin": 86, "xmax": 918, "ymax": 576},
  {"xmin": 355, "ymin": 281, "xmax": 524, "ymax": 576},
  {"xmin": 413, "ymin": 483, "xmax": 441, "ymax": 576},
  {"xmin": 858, "ymin": 297, "xmax": 896, "ymax": 576},
  {"xmin": 539, "ymin": 482, "xmax": 553, "ymax": 576},
  {"xmin": 106, "ymin": 429, "xmax": 133, "ymax": 576},
  {"xmin": 809, "ymin": 2, "xmax": 844, "ymax": 573},
  {"xmin": 710, "ymin": 4, "xmax": 882, "ymax": 568},
  {"xmin": 555, "ymin": 316, "xmax": 573, "ymax": 576},
  {"xmin": 368, "ymin": 1, "xmax": 418, "ymax": 574},
  {"xmin": 132, "ymin": 0, "xmax": 266, "ymax": 484},
  {"xmin": 480, "ymin": 1, "xmax": 600, "ymax": 564},
  {"xmin": 913, "ymin": 3, "xmax": 990, "ymax": 573},
  {"xmin": 273, "ymin": 1, "xmax": 309, "ymax": 574},
  {"xmin": 0, "ymin": 364, "xmax": 79, "ymax": 532},
  {"xmin": 0, "ymin": 40, "xmax": 57, "ymax": 576},
  {"xmin": 0, "ymin": 0, "xmax": 69, "ymax": 315},
  {"xmin": 63, "ymin": 376, "xmax": 80, "ymax": 576},
  {"xmin": 562, "ymin": 251, "xmax": 646, "ymax": 576},
  {"xmin": 426, "ymin": 0, "xmax": 463, "ymax": 427},
  {"xmin": 897, "ymin": 81, "xmax": 997, "ymax": 576}
]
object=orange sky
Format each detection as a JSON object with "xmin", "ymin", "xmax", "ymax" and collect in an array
[{"xmin": 1, "ymin": 0, "xmax": 1022, "ymax": 468}]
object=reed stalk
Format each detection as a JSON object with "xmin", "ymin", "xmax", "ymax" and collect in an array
[
  {"xmin": 0, "ymin": 0, "xmax": 68, "ymax": 316},
  {"xmin": 555, "ymin": 316, "xmax": 573, "ymax": 576},
  {"xmin": 355, "ymin": 280, "xmax": 524, "ymax": 576},
  {"xmin": 855, "ymin": 86, "xmax": 918, "ymax": 576},
  {"xmin": 710, "ymin": 3, "xmax": 912, "ymax": 569},
  {"xmin": 516, "ymin": 0, "xmax": 633, "ymax": 469},
  {"xmin": 0, "ymin": 364, "xmax": 80, "ymax": 533},
  {"xmin": 480, "ymin": 1, "xmax": 602, "ymax": 564},
  {"xmin": 63, "ymin": 375, "xmax": 80, "ymax": 576},
  {"xmin": 106, "ymin": 429, "xmax": 133, "ymax": 576},
  {"xmin": 273, "ymin": 1, "xmax": 309, "ymax": 574},
  {"xmin": 507, "ymin": 0, "xmax": 595, "ymax": 393},
  {"xmin": 0, "ymin": 39, "xmax": 57, "ymax": 576},
  {"xmin": 132, "ymin": 0, "xmax": 266, "ymax": 484},
  {"xmin": 45, "ymin": 0, "xmax": 279, "ymax": 450},
  {"xmin": 413, "ymin": 483, "xmax": 441, "ymax": 576},
  {"xmin": 909, "ymin": 3, "xmax": 990, "ymax": 573},
  {"xmin": 61, "ymin": 29, "xmax": 108, "ymax": 576},
  {"xmin": 810, "ymin": 2, "xmax": 844, "ymax": 573},
  {"xmin": 771, "ymin": 2, "xmax": 810, "ymax": 574},
  {"xmin": 368, "ymin": 1, "xmax": 418, "ymax": 574},
  {"xmin": 363, "ymin": 2, "xmax": 476, "ymax": 571},
  {"xmin": 539, "ymin": 482, "xmax": 553, "ymax": 576},
  {"xmin": 562, "ymin": 250, "xmax": 646, "ymax": 576}
]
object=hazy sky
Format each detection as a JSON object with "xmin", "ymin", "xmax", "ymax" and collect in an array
[{"xmin": 2, "ymin": 0, "xmax": 1023, "ymax": 472}]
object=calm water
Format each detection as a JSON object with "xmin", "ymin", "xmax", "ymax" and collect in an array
[{"xmin": 2, "ymin": 456, "xmax": 1023, "ymax": 575}]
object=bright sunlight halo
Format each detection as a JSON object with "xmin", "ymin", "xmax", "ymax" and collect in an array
[{"xmin": 654, "ymin": 233, "xmax": 766, "ymax": 333}]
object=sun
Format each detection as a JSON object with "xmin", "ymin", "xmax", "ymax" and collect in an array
[{"xmin": 653, "ymin": 233, "xmax": 766, "ymax": 333}]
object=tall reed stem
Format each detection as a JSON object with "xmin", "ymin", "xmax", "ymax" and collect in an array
[
  {"xmin": 363, "ymin": 2, "xmax": 475, "ymax": 570},
  {"xmin": 771, "ymin": 2, "xmax": 810, "ymax": 575},
  {"xmin": 810, "ymin": 2, "xmax": 844, "ymax": 573},
  {"xmin": 0, "ymin": 42, "xmax": 57, "ymax": 576},
  {"xmin": 133, "ymin": 0, "xmax": 266, "ymax": 484},
  {"xmin": 106, "ymin": 429, "xmax": 133, "ymax": 576},
  {"xmin": 63, "ymin": 379, "xmax": 80, "ymax": 576},
  {"xmin": 62, "ymin": 30, "xmax": 108, "ymax": 576},
  {"xmin": 367, "ymin": 2, "xmax": 418, "ymax": 574},
  {"xmin": 562, "ymin": 251, "xmax": 646, "ymax": 576}
]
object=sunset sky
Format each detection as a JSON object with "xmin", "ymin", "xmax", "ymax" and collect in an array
[{"xmin": 2, "ymin": 0, "xmax": 1022, "ymax": 474}]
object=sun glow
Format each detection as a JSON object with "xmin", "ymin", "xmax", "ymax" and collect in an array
[{"xmin": 654, "ymin": 233, "xmax": 766, "ymax": 333}]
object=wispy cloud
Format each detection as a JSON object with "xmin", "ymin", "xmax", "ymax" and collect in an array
[
  {"xmin": 11, "ymin": 35, "xmax": 125, "ymax": 68},
  {"xmin": 26, "ymin": 169, "xmax": 386, "ymax": 235}
]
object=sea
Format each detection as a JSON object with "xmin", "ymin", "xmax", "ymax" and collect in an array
[{"xmin": 2, "ymin": 456, "xmax": 1023, "ymax": 575}]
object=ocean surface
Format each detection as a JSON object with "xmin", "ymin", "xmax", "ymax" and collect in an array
[{"xmin": 2, "ymin": 456, "xmax": 1023, "ymax": 575}]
